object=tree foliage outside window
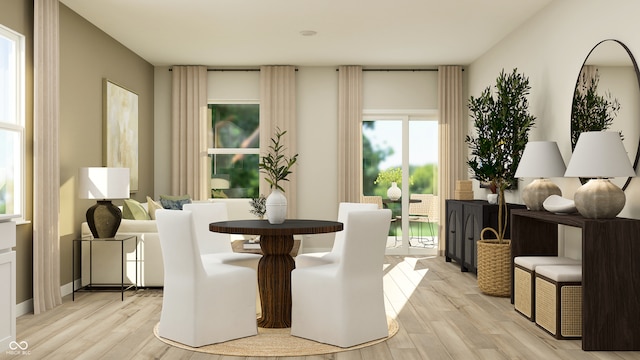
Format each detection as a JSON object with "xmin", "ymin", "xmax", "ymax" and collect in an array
[
  {"xmin": 209, "ymin": 103, "xmax": 260, "ymax": 198},
  {"xmin": 362, "ymin": 121, "xmax": 437, "ymax": 197}
]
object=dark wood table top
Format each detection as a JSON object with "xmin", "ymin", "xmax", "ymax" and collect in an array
[
  {"xmin": 383, "ymin": 198, "xmax": 421, "ymax": 204},
  {"xmin": 209, "ymin": 219, "xmax": 343, "ymax": 236}
]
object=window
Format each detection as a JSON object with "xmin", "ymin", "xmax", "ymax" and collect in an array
[
  {"xmin": 362, "ymin": 111, "xmax": 438, "ymax": 253},
  {"xmin": 0, "ymin": 25, "xmax": 25, "ymax": 216},
  {"xmin": 207, "ymin": 103, "xmax": 260, "ymax": 198}
]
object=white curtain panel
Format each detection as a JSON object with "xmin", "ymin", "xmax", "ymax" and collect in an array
[
  {"xmin": 33, "ymin": 0, "xmax": 62, "ymax": 314},
  {"xmin": 337, "ymin": 65, "xmax": 363, "ymax": 203},
  {"xmin": 260, "ymin": 66, "xmax": 298, "ymax": 218},
  {"xmin": 438, "ymin": 65, "xmax": 465, "ymax": 251},
  {"xmin": 171, "ymin": 66, "xmax": 208, "ymax": 200}
]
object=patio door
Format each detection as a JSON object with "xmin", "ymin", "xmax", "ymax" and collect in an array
[{"xmin": 362, "ymin": 111, "xmax": 439, "ymax": 255}]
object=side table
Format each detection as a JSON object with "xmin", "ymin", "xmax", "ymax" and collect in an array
[{"xmin": 72, "ymin": 235, "xmax": 138, "ymax": 301}]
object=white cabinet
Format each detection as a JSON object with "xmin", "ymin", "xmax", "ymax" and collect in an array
[{"xmin": 0, "ymin": 215, "xmax": 18, "ymax": 352}]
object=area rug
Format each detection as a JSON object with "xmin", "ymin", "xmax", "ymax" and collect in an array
[{"xmin": 153, "ymin": 317, "xmax": 398, "ymax": 357}]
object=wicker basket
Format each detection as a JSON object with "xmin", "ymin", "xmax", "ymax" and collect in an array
[{"xmin": 477, "ymin": 228, "xmax": 512, "ymax": 297}]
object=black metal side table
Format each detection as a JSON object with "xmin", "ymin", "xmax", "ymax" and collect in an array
[{"xmin": 72, "ymin": 235, "xmax": 138, "ymax": 301}]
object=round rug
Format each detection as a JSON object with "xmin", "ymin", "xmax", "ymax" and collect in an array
[{"xmin": 153, "ymin": 317, "xmax": 398, "ymax": 357}]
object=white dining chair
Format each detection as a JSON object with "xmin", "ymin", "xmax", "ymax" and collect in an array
[
  {"xmin": 295, "ymin": 202, "xmax": 378, "ymax": 268},
  {"xmin": 183, "ymin": 202, "xmax": 262, "ymax": 269},
  {"xmin": 156, "ymin": 209, "xmax": 257, "ymax": 347},
  {"xmin": 398, "ymin": 193, "xmax": 438, "ymax": 246},
  {"xmin": 291, "ymin": 209, "xmax": 392, "ymax": 348},
  {"xmin": 184, "ymin": 202, "xmax": 263, "ymax": 314}
]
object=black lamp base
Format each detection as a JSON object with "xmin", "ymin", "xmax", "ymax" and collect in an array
[{"xmin": 86, "ymin": 200, "xmax": 122, "ymax": 238}]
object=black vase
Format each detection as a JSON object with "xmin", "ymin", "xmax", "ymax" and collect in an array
[{"xmin": 86, "ymin": 200, "xmax": 122, "ymax": 238}]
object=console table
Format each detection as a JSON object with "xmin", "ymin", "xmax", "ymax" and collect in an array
[
  {"xmin": 445, "ymin": 200, "xmax": 525, "ymax": 273},
  {"xmin": 510, "ymin": 209, "xmax": 640, "ymax": 351}
]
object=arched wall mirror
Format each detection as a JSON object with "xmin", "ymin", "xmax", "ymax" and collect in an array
[{"xmin": 571, "ymin": 39, "xmax": 640, "ymax": 190}]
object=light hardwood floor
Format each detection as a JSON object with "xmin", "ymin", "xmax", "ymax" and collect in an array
[{"xmin": 6, "ymin": 256, "xmax": 640, "ymax": 360}]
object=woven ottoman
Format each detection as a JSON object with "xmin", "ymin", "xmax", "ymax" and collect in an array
[
  {"xmin": 534, "ymin": 264, "xmax": 582, "ymax": 339},
  {"xmin": 513, "ymin": 256, "xmax": 581, "ymax": 321}
]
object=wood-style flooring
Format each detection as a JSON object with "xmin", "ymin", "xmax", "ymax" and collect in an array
[{"xmin": 6, "ymin": 256, "xmax": 640, "ymax": 360}]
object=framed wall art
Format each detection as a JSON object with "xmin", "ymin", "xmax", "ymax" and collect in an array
[{"xmin": 103, "ymin": 78, "xmax": 139, "ymax": 192}]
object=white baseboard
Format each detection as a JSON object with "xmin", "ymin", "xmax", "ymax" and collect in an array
[
  {"xmin": 16, "ymin": 298, "xmax": 32, "ymax": 317},
  {"xmin": 16, "ymin": 279, "xmax": 80, "ymax": 317}
]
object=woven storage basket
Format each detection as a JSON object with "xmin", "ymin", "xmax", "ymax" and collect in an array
[
  {"xmin": 535, "ymin": 265, "xmax": 582, "ymax": 339},
  {"xmin": 477, "ymin": 228, "xmax": 512, "ymax": 297},
  {"xmin": 514, "ymin": 266, "xmax": 532, "ymax": 318}
]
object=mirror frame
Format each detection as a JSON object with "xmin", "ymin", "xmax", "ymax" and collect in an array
[{"xmin": 572, "ymin": 39, "xmax": 640, "ymax": 190}]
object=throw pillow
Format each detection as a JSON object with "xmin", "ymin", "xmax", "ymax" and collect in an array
[
  {"xmin": 122, "ymin": 199, "xmax": 151, "ymax": 220},
  {"xmin": 146, "ymin": 196, "xmax": 163, "ymax": 220},
  {"xmin": 160, "ymin": 194, "xmax": 192, "ymax": 210}
]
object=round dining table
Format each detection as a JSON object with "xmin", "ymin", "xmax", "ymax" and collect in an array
[{"xmin": 209, "ymin": 219, "xmax": 343, "ymax": 328}]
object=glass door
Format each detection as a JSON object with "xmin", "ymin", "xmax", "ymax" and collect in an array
[{"xmin": 362, "ymin": 111, "xmax": 438, "ymax": 255}]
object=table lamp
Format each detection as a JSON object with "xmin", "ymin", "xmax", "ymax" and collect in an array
[
  {"xmin": 210, "ymin": 175, "xmax": 230, "ymax": 198},
  {"xmin": 515, "ymin": 141, "xmax": 566, "ymax": 211},
  {"xmin": 79, "ymin": 167, "xmax": 130, "ymax": 238},
  {"xmin": 564, "ymin": 131, "xmax": 635, "ymax": 218}
]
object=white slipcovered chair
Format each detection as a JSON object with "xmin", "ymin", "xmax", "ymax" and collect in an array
[
  {"xmin": 295, "ymin": 202, "xmax": 378, "ymax": 268},
  {"xmin": 183, "ymin": 202, "xmax": 261, "ymax": 269},
  {"xmin": 184, "ymin": 202, "xmax": 262, "ymax": 313},
  {"xmin": 156, "ymin": 209, "xmax": 257, "ymax": 347},
  {"xmin": 291, "ymin": 209, "xmax": 392, "ymax": 347}
]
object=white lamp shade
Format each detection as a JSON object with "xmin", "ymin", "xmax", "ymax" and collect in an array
[
  {"xmin": 210, "ymin": 176, "xmax": 230, "ymax": 190},
  {"xmin": 515, "ymin": 141, "xmax": 566, "ymax": 178},
  {"xmin": 565, "ymin": 131, "xmax": 635, "ymax": 178},
  {"xmin": 78, "ymin": 167, "xmax": 130, "ymax": 200}
]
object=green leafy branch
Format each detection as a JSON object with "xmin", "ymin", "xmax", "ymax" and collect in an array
[{"xmin": 259, "ymin": 127, "xmax": 299, "ymax": 192}]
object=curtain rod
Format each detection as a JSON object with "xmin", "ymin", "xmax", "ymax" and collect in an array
[
  {"xmin": 362, "ymin": 68, "xmax": 438, "ymax": 72},
  {"xmin": 335, "ymin": 68, "xmax": 462, "ymax": 72},
  {"xmin": 168, "ymin": 68, "xmax": 452, "ymax": 72},
  {"xmin": 168, "ymin": 68, "xmax": 260, "ymax": 72},
  {"xmin": 169, "ymin": 68, "xmax": 299, "ymax": 72},
  {"xmin": 168, "ymin": 68, "xmax": 460, "ymax": 72}
]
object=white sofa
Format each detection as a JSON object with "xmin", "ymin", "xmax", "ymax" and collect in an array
[{"xmin": 80, "ymin": 199, "xmax": 255, "ymax": 287}]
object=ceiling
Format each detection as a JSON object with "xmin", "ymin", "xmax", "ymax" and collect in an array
[{"xmin": 60, "ymin": 0, "xmax": 553, "ymax": 67}]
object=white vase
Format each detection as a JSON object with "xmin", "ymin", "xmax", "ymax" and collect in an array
[
  {"xmin": 266, "ymin": 188, "xmax": 287, "ymax": 224},
  {"xmin": 487, "ymin": 193, "xmax": 498, "ymax": 205},
  {"xmin": 387, "ymin": 182, "xmax": 401, "ymax": 201}
]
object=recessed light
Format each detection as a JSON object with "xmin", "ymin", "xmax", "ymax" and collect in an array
[{"xmin": 300, "ymin": 30, "xmax": 317, "ymax": 37}]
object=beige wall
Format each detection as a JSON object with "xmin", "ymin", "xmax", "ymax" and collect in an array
[
  {"xmin": 153, "ymin": 67, "xmax": 441, "ymax": 251},
  {"xmin": 1, "ymin": 3, "xmax": 155, "ymax": 305},
  {"xmin": 59, "ymin": 4, "xmax": 155, "ymax": 290},
  {"xmin": 8, "ymin": 0, "xmax": 640, "ymax": 307},
  {"xmin": 0, "ymin": 0, "xmax": 34, "ymax": 305},
  {"xmin": 467, "ymin": 0, "xmax": 640, "ymax": 258}
]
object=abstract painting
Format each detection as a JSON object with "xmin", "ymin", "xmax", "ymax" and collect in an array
[{"xmin": 103, "ymin": 79, "xmax": 138, "ymax": 192}]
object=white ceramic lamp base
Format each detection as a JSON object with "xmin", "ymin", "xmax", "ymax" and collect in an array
[
  {"xmin": 574, "ymin": 179, "xmax": 625, "ymax": 219},
  {"xmin": 522, "ymin": 178, "xmax": 562, "ymax": 211}
]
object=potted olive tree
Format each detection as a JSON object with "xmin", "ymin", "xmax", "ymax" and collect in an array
[{"xmin": 466, "ymin": 68, "xmax": 536, "ymax": 297}]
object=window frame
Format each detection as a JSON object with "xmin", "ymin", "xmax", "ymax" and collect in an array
[
  {"xmin": 362, "ymin": 109, "xmax": 438, "ymax": 255},
  {"xmin": 207, "ymin": 100, "xmax": 261, "ymax": 199},
  {"xmin": 0, "ymin": 24, "xmax": 25, "ymax": 219}
]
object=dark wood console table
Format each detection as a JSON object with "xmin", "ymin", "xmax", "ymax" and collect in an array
[{"xmin": 510, "ymin": 209, "xmax": 640, "ymax": 351}]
